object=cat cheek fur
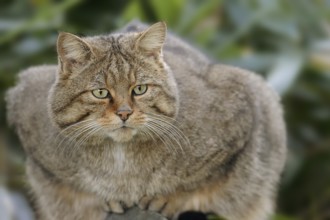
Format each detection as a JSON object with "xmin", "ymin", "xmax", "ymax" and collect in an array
[
  {"xmin": 48, "ymin": 87, "xmax": 105, "ymax": 129},
  {"xmin": 136, "ymin": 85, "xmax": 178, "ymax": 119}
]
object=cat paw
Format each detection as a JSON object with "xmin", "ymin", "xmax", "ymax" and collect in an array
[
  {"xmin": 103, "ymin": 200, "xmax": 134, "ymax": 214},
  {"xmin": 138, "ymin": 195, "xmax": 182, "ymax": 219}
]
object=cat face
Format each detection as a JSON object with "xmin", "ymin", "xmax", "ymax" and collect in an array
[{"xmin": 49, "ymin": 22, "xmax": 179, "ymax": 143}]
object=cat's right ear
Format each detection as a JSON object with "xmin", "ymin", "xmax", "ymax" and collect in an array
[
  {"xmin": 135, "ymin": 22, "xmax": 167, "ymax": 57},
  {"xmin": 57, "ymin": 32, "xmax": 94, "ymax": 73}
]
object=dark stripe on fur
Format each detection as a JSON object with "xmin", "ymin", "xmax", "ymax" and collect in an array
[
  {"xmin": 29, "ymin": 155, "xmax": 59, "ymax": 182},
  {"xmin": 221, "ymin": 146, "xmax": 246, "ymax": 177},
  {"xmin": 52, "ymin": 90, "xmax": 87, "ymax": 114},
  {"xmin": 150, "ymin": 104, "xmax": 175, "ymax": 118},
  {"xmin": 58, "ymin": 112, "xmax": 91, "ymax": 129}
]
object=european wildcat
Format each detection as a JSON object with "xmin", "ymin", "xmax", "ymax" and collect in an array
[{"xmin": 6, "ymin": 21, "xmax": 286, "ymax": 220}]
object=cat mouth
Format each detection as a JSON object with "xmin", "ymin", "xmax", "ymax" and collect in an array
[
  {"xmin": 119, "ymin": 126, "xmax": 131, "ymax": 131},
  {"xmin": 114, "ymin": 124, "xmax": 133, "ymax": 130},
  {"xmin": 108, "ymin": 125, "xmax": 138, "ymax": 142},
  {"xmin": 111, "ymin": 124, "xmax": 136, "ymax": 134}
]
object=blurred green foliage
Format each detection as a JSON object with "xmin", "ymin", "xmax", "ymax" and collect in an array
[{"xmin": 1, "ymin": 0, "xmax": 330, "ymax": 219}]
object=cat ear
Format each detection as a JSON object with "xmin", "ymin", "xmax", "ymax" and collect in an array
[
  {"xmin": 135, "ymin": 22, "xmax": 167, "ymax": 56},
  {"xmin": 57, "ymin": 32, "xmax": 94, "ymax": 72}
]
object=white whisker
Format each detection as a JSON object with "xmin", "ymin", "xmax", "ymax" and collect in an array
[
  {"xmin": 144, "ymin": 123, "xmax": 177, "ymax": 154},
  {"xmin": 53, "ymin": 120, "xmax": 101, "ymax": 156},
  {"xmin": 148, "ymin": 114, "xmax": 190, "ymax": 147},
  {"xmin": 144, "ymin": 112, "xmax": 191, "ymax": 154},
  {"xmin": 147, "ymin": 121, "xmax": 184, "ymax": 154}
]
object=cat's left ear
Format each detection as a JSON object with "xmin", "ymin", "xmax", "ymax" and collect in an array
[
  {"xmin": 135, "ymin": 22, "xmax": 167, "ymax": 57},
  {"xmin": 57, "ymin": 32, "xmax": 94, "ymax": 73}
]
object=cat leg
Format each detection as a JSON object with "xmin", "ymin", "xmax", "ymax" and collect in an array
[
  {"xmin": 138, "ymin": 194, "xmax": 183, "ymax": 219},
  {"xmin": 26, "ymin": 159, "xmax": 108, "ymax": 220},
  {"xmin": 138, "ymin": 177, "xmax": 229, "ymax": 219},
  {"xmin": 211, "ymin": 191, "xmax": 274, "ymax": 220},
  {"xmin": 138, "ymin": 181, "xmax": 274, "ymax": 220},
  {"xmin": 103, "ymin": 199, "xmax": 135, "ymax": 214},
  {"xmin": 138, "ymin": 191, "xmax": 211, "ymax": 219},
  {"xmin": 238, "ymin": 196, "xmax": 274, "ymax": 220}
]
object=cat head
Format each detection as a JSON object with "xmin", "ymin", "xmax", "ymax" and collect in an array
[{"xmin": 48, "ymin": 22, "xmax": 179, "ymax": 143}]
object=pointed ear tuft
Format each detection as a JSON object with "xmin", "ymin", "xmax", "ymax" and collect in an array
[
  {"xmin": 136, "ymin": 22, "xmax": 167, "ymax": 56},
  {"xmin": 57, "ymin": 32, "xmax": 93, "ymax": 72}
]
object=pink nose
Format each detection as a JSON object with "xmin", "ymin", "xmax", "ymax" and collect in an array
[{"xmin": 116, "ymin": 105, "xmax": 133, "ymax": 122}]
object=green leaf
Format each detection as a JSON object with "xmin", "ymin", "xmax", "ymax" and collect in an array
[
  {"xmin": 121, "ymin": 0, "xmax": 147, "ymax": 23},
  {"xmin": 178, "ymin": 0, "xmax": 222, "ymax": 34},
  {"xmin": 149, "ymin": 0, "xmax": 185, "ymax": 26},
  {"xmin": 0, "ymin": 0, "xmax": 82, "ymax": 45},
  {"xmin": 258, "ymin": 17, "xmax": 300, "ymax": 42},
  {"xmin": 267, "ymin": 51, "xmax": 305, "ymax": 95}
]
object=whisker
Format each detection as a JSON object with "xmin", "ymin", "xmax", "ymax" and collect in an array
[
  {"xmin": 146, "ymin": 114, "xmax": 191, "ymax": 151},
  {"xmin": 146, "ymin": 112, "xmax": 179, "ymax": 123},
  {"xmin": 144, "ymin": 124, "xmax": 177, "ymax": 154},
  {"xmin": 140, "ymin": 127, "xmax": 157, "ymax": 143},
  {"xmin": 147, "ymin": 121, "xmax": 184, "ymax": 154},
  {"xmin": 51, "ymin": 119, "xmax": 95, "ymax": 147},
  {"xmin": 55, "ymin": 121, "xmax": 100, "ymax": 155},
  {"xmin": 61, "ymin": 122, "xmax": 97, "ymax": 146},
  {"xmin": 72, "ymin": 124, "xmax": 102, "ymax": 150},
  {"xmin": 146, "ymin": 113, "xmax": 190, "ymax": 142},
  {"xmin": 153, "ymin": 119, "xmax": 189, "ymax": 146},
  {"xmin": 58, "ymin": 119, "xmax": 94, "ymax": 135}
]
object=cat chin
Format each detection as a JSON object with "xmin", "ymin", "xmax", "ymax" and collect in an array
[{"xmin": 107, "ymin": 127, "xmax": 138, "ymax": 143}]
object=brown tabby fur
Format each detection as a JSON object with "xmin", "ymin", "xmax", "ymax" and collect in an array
[{"xmin": 6, "ymin": 21, "xmax": 286, "ymax": 220}]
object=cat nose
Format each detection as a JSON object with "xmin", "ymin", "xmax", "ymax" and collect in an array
[{"xmin": 116, "ymin": 105, "xmax": 133, "ymax": 122}]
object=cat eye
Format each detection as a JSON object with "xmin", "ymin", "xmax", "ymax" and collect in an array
[
  {"xmin": 133, "ymin": 85, "xmax": 148, "ymax": 96},
  {"xmin": 92, "ymin": 89, "xmax": 110, "ymax": 99}
]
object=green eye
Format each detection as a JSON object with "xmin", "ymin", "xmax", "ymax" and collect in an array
[
  {"xmin": 133, "ymin": 85, "xmax": 148, "ymax": 96},
  {"xmin": 92, "ymin": 89, "xmax": 109, "ymax": 99}
]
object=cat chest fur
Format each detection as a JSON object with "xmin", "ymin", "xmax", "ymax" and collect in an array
[{"xmin": 77, "ymin": 142, "xmax": 181, "ymax": 202}]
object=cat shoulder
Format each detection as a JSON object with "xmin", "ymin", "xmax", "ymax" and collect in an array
[
  {"xmin": 6, "ymin": 65, "xmax": 57, "ymax": 127},
  {"xmin": 16, "ymin": 65, "xmax": 57, "ymax": 85},
  {"xmin": 206, "ymin": 64, "xmax": 263, "ymax": 86},
  {"xmin": 201, "ymin": 63, "xmax": 281, "ymax": 120},
  {"xmin": 205, "ymin": 64, "xmax": 276, "ymax": 99},
  {"xmin": 6, "ymin": 65, "xmax": 57, "ymax": 105}
]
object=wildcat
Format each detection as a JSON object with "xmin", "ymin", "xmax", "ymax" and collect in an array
[{"xmin": 6, "ymin": 21, "xmax": 287, "ymax": 220}]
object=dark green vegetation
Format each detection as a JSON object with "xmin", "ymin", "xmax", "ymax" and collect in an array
[{"xmin": 1, "ymin": 0, "xmax": 329, "ymax": 219}]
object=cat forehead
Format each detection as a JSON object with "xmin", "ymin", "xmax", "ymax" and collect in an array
[
  {"xmin": 100, "ymin": 51, "xmax": 151, "ymax": 80},
  {"xmin": 91, "ymin": 56, "xmax": 158, "ymax": 86},
  {"xmin": 86, "ymin": 34, "xmax": 143, "ymax": 71},
  {"xmin": 86, "ymin": 33, "xmax": 137, "ymax": 53},
  {"xmin": 84, "ymin": 33, "xmax": 165, "ymax": 84}
]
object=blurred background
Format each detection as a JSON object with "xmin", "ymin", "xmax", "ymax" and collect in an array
[{"xmin": 0, "ymin": 0, "xmax": 329, "ymax": 219}]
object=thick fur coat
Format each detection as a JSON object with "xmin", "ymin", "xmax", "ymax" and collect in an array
[{"xmin": 6, "ymin": 21, "xmax": 286, "ymax": 220}]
